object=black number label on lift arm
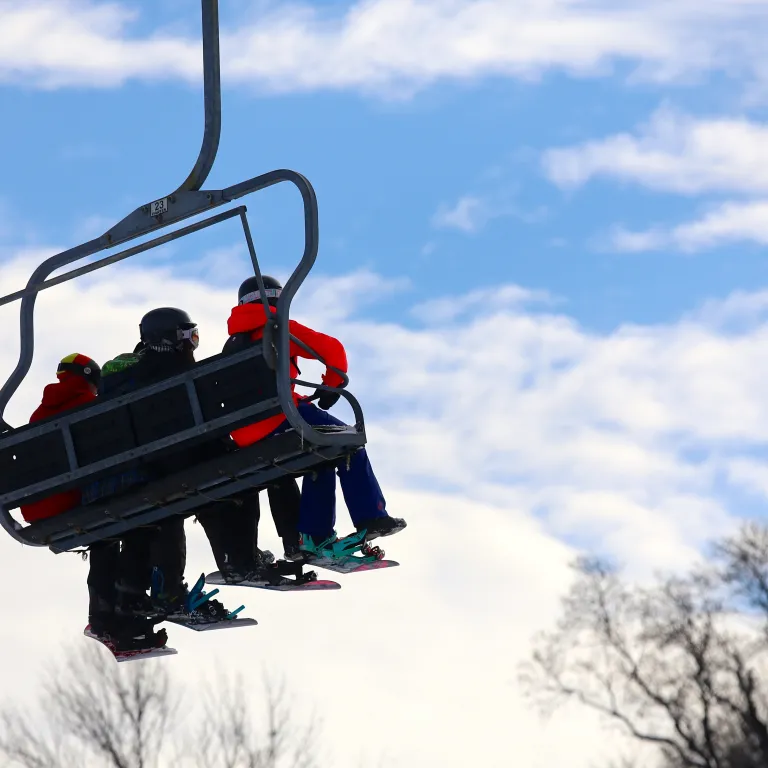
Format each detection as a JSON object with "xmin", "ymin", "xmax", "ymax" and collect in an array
[{"xmin": 150, "ymin": 198, "xmax": 169, "ymax": 216}]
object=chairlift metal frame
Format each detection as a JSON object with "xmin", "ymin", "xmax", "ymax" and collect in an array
[{"xmin": 0, "ymin": 0, "xmax": 367, "ymax": 552}]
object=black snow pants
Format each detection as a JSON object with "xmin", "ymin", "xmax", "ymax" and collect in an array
[
  {"xmin": 196, "ymin": 476, "xmax": 301, "ymax": 572},
  {"xmin": 87, "ymin": 540, "xmax": 120, "ymax": 620},
  {"xmin": 118, "ymin": 518, "xmax": 187, "ymax": 595},
  {"xmin": 87, "ymin": 518, "xmax": 187, "ymax": 616}
]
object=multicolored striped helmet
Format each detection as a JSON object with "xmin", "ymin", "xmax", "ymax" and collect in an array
[{"xmin": 56, "ymin": 353, "xmax": 101, "ymax": 387}]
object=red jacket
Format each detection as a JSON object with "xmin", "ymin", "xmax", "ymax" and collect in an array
[
  {"xmin": 227, "ymin": 303, "xmax": 347, "ymax": 447},
  {"xmin": 20, "ymin": 374, "xmax": 97, "ymax": 522}
]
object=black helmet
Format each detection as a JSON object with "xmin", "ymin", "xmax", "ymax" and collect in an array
[
  {"xmin": 139, "ymin": 307, "xmax": 199, "ymax": 352},
  {"xmin": 238, "ymin": 275, "xmax": 282, "ymax": 307}
]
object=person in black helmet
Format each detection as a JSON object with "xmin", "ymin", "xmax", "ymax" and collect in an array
[
  {"xmin": 205, "ymin": 275, "xmax": 305, "ymax": 584},
  {"xmin": 92, "ymin": 307, "xmax": 237, "ymax": 626},
  {"xmin": 117, "ymin": 307, "xmax": 304, "ymax": 587},
  {"xmin": 226, "ymin": 274, "xmax": 406, "ymax": 562}
]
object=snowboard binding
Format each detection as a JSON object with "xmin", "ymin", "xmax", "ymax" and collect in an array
[{"xmin": 361, "ymin": 542, "xmax": 385, "ymax": 561}]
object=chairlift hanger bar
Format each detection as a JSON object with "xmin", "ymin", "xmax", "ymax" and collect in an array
[
  {"xmin": 175, "ymin": 0, "xmax": 221, "ymax": 194},
  {"xmin": 0, "ymin": 166, "xmax": 319, "ymax": 425}
]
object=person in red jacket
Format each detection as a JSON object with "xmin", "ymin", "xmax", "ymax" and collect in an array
[
  {"xmin": 20, "ymin": 355, "xmax": 168, "ymax": 655},
  {"xmin": 225, "ymin": 275, "xmax": 407, "ymax": 562},
  {"xmin": 20, "ymin": 353, "xmax": 100, "ymax": 522}
]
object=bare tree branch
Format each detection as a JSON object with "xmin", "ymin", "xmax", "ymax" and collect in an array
[
  {"xmin": 0, "ymin": 643, "xmax": 327, "ymax": 768},
  {"xmin": 520, "ymin": 537, "xmax": 768, "ymax": 768},
  {"xmin": 193, "ymin": 669, "xmax": 320, "ymax": 768}
]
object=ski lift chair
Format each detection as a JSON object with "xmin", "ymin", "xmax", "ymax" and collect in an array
[{"xmin": 0, "ymin": 0, "xmax": 366, "ymax": 554}]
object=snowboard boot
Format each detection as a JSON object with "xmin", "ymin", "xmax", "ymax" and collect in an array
[
  {"xmin": 115, "ymin": 581, "xmax": 166, "ymax": 620},
  {"xmin": 355, "ymin": 515, "xmax": 407, "ymax": 542},
  {"xmin": 88, "ymin": 611, "xmax": 115, "ymax": 637},
  {"xmin": 255, "ymin": 548, "xmax": 276, "ymax": 566},
  {"xmin": 91, "ymin": 616, "xmax": 168, "ymax": 653},
  {"xmin": 220, "ymin": 548, "xmax": 271, "ymax": 582},
  {"xmin": 284, "ymin": 542, "xmax": 312, "ymax": 564},
  {"xmin": 222, "ymin": 549, "xmax": 312, "ymax": 586}
]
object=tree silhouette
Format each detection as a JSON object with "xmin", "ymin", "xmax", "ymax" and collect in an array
[
  {"xmin": 0, "ymin": 643, "xmax": 321, "ymax": 768},
  {"xmin": 520, "ymin": 523, "xmax": 768, "ymax": 768}
]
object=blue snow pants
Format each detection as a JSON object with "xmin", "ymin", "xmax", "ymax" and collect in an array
[{"xmin": 273, "ymin": 402, "xmax": 388, "ymax": 540}]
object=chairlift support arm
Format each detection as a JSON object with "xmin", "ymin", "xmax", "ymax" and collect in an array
[{"xmin": 176, "ymin": 0, "xmax": 221, "ymax": 194}]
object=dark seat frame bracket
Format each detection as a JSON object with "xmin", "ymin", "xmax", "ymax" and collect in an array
[
  {"xmin": 37, "ymin": 429, "xmax": 359, "ymax": 554},
  {"xmin": 0, "ymin": 342, "xmax": 365, "ymax": 508}
]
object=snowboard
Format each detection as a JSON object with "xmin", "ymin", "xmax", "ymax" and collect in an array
[
  {"xmin": 164, "ymin": 614, "xmax": 258, "ymax": 632},
  {"xmin": 84, "ymin": 626, "xmax": 178, "ymax": 663},
  {"xmin": 306, "ymin": 556, "xmax": 399, "ymax": 575},
  {"xmin": 206, "ymin": 570, "xmax": 341, "ymax": 592}
]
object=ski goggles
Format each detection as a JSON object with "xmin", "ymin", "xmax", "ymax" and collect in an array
[
  {"xmin": 239, "ymin": 287, "xmax": 282, "ymax": 305},
  {"xmin": 178, "ymin": 325, "xmax": 200, "ymax": 349}
]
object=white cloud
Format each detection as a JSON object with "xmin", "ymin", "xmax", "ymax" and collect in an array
[
  {"xmin": 725, "ymin": 458, "xmax": 768, "ymax": 498},
  {"xmin": 666, "ymin": 200, "xmax": 768, "ymax": 250},
  {"xmin": 431, "ymin": 195, "xmax": 487, "ymax": 232},
  {"xmin": 542, "ymin": 106, "xmax": 768, "ymax": 251},
  {"xmin": 605, "ymin": 225, "xmax": 669, "ymax": 252},
  {"xmin": 0, "ymin": 2, "xmax": 199, "ymax": 89},
  {"xmin": 543, "ymin": 105, "xmax": 768, "ymax": 195},
  {"xmin": 410, "ymin": 283, "xmax": 555, "ymax": 323},
  {"xmin": 432, "ymin": 194, "xmax": 548, "ymax": 234},
  {"xmin": 687, "ymin": 288, "xmax": 768, "ymax": 327},
  {"xmin": 5, "ymin": 1, "xmax": 768, "ymax": 96},
  {"xmin": 327, "ymin": 279, "xmax": 768, "ymax": 578},
  {"xmin": 297, "ymin": 269, "xmax": 411, "ymax": 324},
  {"xmin": 72, "ymin": 214, "xmax": 117, "ymax": 241},
  {"xmin": 0, "ymin": 251, "xmax": 637, "ymax": 767},
  {"xmin": 7, "ymin": 245, "xmax": 768, "ymax": 764},
  {"xmin": 607, "ymin": 200, "xmax": 768, "ymax": 252}
]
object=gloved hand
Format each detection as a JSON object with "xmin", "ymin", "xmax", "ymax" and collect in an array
[{"xmin": 315, "ymin": 389, "xmax": 341, "ymax": 410}]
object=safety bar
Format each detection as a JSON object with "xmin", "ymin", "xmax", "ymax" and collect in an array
[
  {"xmin": 0, "ymin": 207, "xmax": 244, "ymax": 309},
  {"xmin": 0, "ymin": 168, "xmax": 365, "ymax": 452},
  {"xmin": 0, "ymin": 168, "xmax": 319, "ymax": 432}
]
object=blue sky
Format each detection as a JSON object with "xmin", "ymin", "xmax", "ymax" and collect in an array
[
  {"xmin": 7, "ymin": 2, "xmax": 768, "ymax": 766},
  {"xmin": 5, "ymin": 1, "xmax": 768, "ymax": 336},
  {"xmin": 0, "ymin": 73, "xmax": 722, "ymax": 333}
]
